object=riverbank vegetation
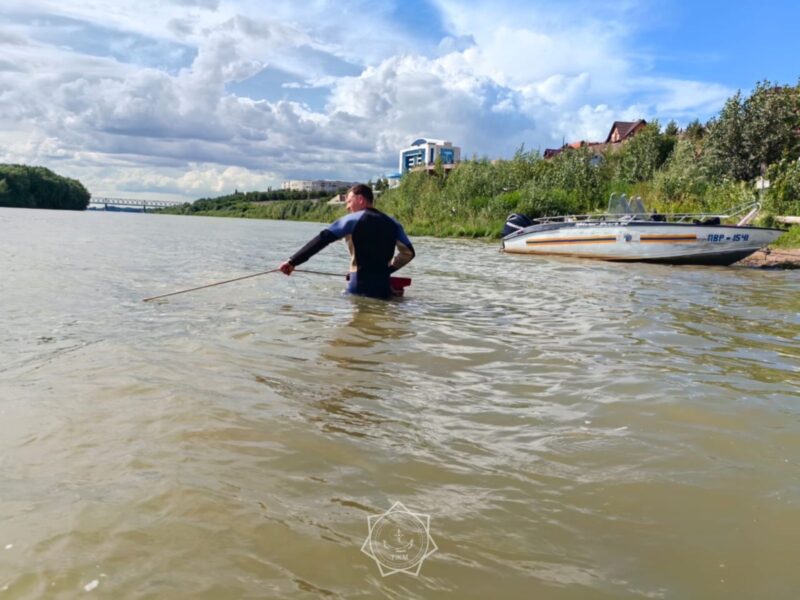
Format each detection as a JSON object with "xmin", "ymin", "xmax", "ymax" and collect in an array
[
  {"xmin": 0, "ymin": 164, "xmax": 91, "ymax": 210},
  {"xmin": 772, "ymin": 222, "xmax": 800, "ymax": 248},
  {"xmin": 162, "ymin": 80, "xmax": 800, "ymax": 243},
  {"xmin": 162, "ymin": 188, "xmax": 338, "ymax": 216}
]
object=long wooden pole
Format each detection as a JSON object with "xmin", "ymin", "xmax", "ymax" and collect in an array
[{"xmin": 142, "ymin": 268, "xmax": 343, "ymax": 302}]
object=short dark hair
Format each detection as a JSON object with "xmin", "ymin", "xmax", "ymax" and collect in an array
[{"xmin": 348, "ymin": 183, "xmax": 373, "ymax": 204}]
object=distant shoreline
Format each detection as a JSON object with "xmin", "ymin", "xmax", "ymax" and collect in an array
[{"xmin": 160, "ymin": 205, "xmax": 800, "ymax": 266}]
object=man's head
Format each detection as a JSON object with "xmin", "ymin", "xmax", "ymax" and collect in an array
[{"xmin": 345, "ymin": 184, "xmax": 374, "ymax": 213}]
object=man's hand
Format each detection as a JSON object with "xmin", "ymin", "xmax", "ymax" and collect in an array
[{"xmin": 279, "ymin": 261, "xmax": 295, "ymax": 275}]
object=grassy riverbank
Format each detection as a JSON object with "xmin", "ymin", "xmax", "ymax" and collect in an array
[
  {"xmin": 772, "ymin": 224, "xmax": 800, "ymax": 247},
  {"xmin": 160, "ymin": 185, "xmax": 800, "ymax": 250},
  {"xmin": 159, "ymin": 163, "xmax": 800, "ymax": 247}
]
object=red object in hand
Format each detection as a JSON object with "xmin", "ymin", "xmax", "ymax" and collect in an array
[{"xmin": 390, "ymin": 277, "xmax": 412, "ymax": 296}]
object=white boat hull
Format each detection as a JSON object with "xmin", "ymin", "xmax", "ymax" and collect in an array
[{"xmin": 502, "ymin": 222, "xmax": 783, "ymax": 265}]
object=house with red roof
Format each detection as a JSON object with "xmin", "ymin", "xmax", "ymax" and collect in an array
[
  {"xmin": 605, "ymin": 120, "xmax": 647, "ymax": 144},
  {"xmin": 544, "ymin": 119, "xmax": 647, "ymax": 159}
]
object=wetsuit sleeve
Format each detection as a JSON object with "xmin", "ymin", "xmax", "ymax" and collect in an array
[
  {"xmin": 288, "ymin": 212, "xmax": 361, "ymax": 266},
  {"xmin": 389, "ymin": 224, "xmax": 415, "ymax": 272}
]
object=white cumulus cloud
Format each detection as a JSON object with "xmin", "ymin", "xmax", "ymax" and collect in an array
[{"xmin": 0, "ymin": 0, "xmax": 737, "ymax": 200}]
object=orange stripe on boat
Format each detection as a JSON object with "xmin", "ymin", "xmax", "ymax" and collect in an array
[
  {"xmin": 640, "ymin": 234, "xmax": 697, "ymax": 243},
  {"xmin": 525, "ymin": 236, "xmax": 617, "ymax": 245}
]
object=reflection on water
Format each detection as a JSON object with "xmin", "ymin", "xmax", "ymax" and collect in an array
[{"xmin": 1, "ymin": 208, "xmax": 799, "ymax": 599}]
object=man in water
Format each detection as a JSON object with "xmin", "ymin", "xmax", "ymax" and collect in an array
[{"xmin": 279, "ymin": 184, "xmax": 415, "ymax": 299}]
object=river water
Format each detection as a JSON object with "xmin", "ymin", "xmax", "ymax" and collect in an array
[{"xmin": 0, "ymin": 207, "xmax": 799, "ymax": 599}]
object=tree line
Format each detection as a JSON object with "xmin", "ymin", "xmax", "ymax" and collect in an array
[
  {"xmin": 0, "ymin": 164, "xmax": 91, "ymax": 211},
  {"xmin": 160, "ymin": 188, "xmax": 342, "ymax": 215}
]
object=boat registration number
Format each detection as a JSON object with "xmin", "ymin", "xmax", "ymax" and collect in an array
[{"xmin": 707, "ymin": 233, "xmax": 749, "ymax": 242}]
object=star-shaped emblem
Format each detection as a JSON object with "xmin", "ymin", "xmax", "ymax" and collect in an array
[{"xmin": 361, "ymin": 501, "xmax": 437, "ymax": 576}]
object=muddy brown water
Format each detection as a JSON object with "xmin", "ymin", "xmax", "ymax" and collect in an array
[{"xmin": 1, "ymin": 208, "xmax": 799, "ymax": 599}]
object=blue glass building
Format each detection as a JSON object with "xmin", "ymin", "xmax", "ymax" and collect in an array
[{"xmin": 398, "ymin": 139, "xmax": 461, "ymax": 174}]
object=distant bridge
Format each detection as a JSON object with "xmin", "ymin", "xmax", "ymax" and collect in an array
[{"xmin": 89, "ymin": 197, "xmax": 188, "ymax": 211}]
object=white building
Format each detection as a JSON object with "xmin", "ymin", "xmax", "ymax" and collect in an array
[
  {"xmin": 398, "ymin": 139, "xmax": 461, "ymax": 174},
  {"xmin": 386, "ymin": 173, "xmax": 402, "ymax": 189},
  {"xmin": 282, "ymin": 180, "xmax": 360, "ymax": 193}
]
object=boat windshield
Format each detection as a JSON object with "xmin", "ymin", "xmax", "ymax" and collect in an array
[
  {"xmin": 608, "ymin": 194, "xmax": 631, "ymax": 214},
  {"xmin": 629, "ymin": 197, "xmax": 647, "ymax": 215},
  {"xmin": 608, "ymin": 194, "xmax": 649, "ymax": 216}
]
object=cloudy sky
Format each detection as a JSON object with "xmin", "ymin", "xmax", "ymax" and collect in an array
[{"xmin": 1, "ymin": 0, "xmax": 798, "ymax": 200}]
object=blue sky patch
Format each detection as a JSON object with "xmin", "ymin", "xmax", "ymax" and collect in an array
[
  {"xmin": 227, "ymin": 66, "xmax": 332, "ymax": 111},
  {"xmin": 18, "ymin": 12, "xmax": 196, "ymax": 73}
]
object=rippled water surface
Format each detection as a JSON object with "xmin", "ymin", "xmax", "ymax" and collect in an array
[{"xmin": 1, "ymin": 208, "xmax": 799, "ymax": 599}]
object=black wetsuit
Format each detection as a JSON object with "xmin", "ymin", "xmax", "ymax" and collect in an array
[{"xmin": 287, "ymin": 207, "xmax": 415, "ymax": 299}]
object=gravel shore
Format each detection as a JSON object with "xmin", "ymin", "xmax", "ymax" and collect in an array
[{"xmin": 737, "ymin": 247, "xmax": 800, "ymax": 268}]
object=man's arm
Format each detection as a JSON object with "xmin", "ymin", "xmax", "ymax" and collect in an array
[
  {"xmin": 389, "ymin": 224, "xmax": 415, "ymax": 273},
  {"xmin": 280, "ymin": 212, "xmax": 361, "ymax": 275},
  {"xmin": 285, "ymin": 229, "xmax": 338, "ymax": 268}
]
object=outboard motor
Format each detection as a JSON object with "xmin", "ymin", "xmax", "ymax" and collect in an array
[{"xmin": 501, "ymin": 213, "xmax": 533, "ymax": 237}]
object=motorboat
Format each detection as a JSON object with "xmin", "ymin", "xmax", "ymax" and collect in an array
[{"xmin": 501, "ymin": 194, "xmax": 784, "ymax": 266}]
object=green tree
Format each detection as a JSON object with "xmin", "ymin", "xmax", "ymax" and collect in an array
[
  {"xmin": 704, "ymin": 91, "xmax": 750, "ymax": 180},
  {"xmin": 433, "ymin": 154, "xmax": 446, "ymax": 184},
  {"xmin": 765, "ymin": 158, "xmax": 800, "ymax": 216},
  {"xmin": 664, "ymin": 120, "xmax": 680, "ymax": 137},
  {"xmin": 0, "ymin": 164, "xmax": 90, "ymax": 210},
  {"xmin": 742, "ymin": 81, "xmax": 800, "ymax": 170},
  {"xmin": 610, "ymin": 122, "xmax": 674, "ymax": 184},
  {"xmin": 652, "ymin": 138, "xmax": 710, "ymax": 206},
  {"xmin": 684, "ymin": 119, "xmax": 706, "ymax": 142},
  {"xmin": 704, "ymin": 81, "xmax": 800, "ymax": 181}
]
